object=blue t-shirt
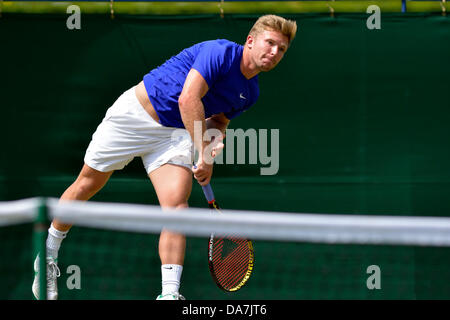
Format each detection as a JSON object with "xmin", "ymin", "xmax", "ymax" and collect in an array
[{"xmin": 143, "ymin": 39, "xmax": 259, "ymax": 128}]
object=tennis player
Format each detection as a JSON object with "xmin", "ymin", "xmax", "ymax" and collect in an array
[{"xmin": 32, "ymin": 14, "xmax": 297, "ymax": 300}]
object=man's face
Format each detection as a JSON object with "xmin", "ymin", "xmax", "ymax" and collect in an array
[{"xmin": 247, "ymin": 29, "xmax": 289, "ymax": 72}]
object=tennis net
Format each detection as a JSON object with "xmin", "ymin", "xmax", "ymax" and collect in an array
[
  {"xmin": 0, "ymin": 198, "xmax": 42, "ymax": 299},
  {"xmin": 1, "ymin": 197, "xmax": 450, "ymax": 299}
]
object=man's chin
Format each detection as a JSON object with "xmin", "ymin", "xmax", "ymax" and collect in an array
[{"xmin": 260, "ymin": 65, "xmax": 275, "ymax": 72}]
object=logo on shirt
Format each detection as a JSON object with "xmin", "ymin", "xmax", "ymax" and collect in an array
[{"xmin": 239, "ymin": 93, "xmax": 247, "ymax": 100}]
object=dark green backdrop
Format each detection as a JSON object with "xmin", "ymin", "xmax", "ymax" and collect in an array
[{"xmin": 1, "ymin": 13, "xmax": 450, "ymax": 299}]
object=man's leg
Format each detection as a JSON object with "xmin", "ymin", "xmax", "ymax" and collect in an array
[
  {"xmin": 53, "ymin": 164, "xmax": 114, "ymax": 231},
  {"xmin": 149, "ymin": 163, "xmax": 192, "ymax": 299},
  {"xmin": 33, "ymin": 164, "xmax": 113, "ymax": 300},
  {"xmin": 49, "ymin": 163, "xmax": 113, "ymax": 257}
]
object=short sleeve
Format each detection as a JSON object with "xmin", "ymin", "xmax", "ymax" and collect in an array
[{"xmin": 191, "ymin": 41, "xmax": 233, "ymax": 88}]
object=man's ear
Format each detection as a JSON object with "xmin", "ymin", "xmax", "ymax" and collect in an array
[{"xmin": 246, "ymin": 34, "xmax": 254, "ymax": 49}]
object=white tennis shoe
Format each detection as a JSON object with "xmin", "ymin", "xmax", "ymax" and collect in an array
[
  {"xmin": 156, "ymin": 292, "xmax": 185, "ymax": 300},
  {"xmin": 32, "ymin": 254, "xmax": 60, "ymax": 300}
]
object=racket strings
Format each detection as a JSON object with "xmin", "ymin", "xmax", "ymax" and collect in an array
[
  {"xmin": 206, "ymin": 198, "xmax": 253, "ymax": 291},
  {"xmin": 211, "ymin": 237, "xmax": 251, "ymax": 290}
]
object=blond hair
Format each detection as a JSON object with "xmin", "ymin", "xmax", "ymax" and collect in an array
[{"xmin": 249, "ymin": 15, "xmax": 297, "ymax": 45}]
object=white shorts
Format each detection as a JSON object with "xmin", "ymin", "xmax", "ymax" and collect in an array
[{"xmin": 84, "ymin": 87, "xmax": 193, "ymax": 174}]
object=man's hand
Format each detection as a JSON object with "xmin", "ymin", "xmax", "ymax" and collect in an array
[
  {"xmin": 204, "ymin": 133, "xmax": 225, "ymax": 162},
  {"xmin": 192, "ymin": 160, "xmax": 213, "ymax": 186},
  {"xmin": 192, "ymin": 134, "xmax": 225, "ymax": 186}
]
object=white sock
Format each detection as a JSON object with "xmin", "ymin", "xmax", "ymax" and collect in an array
[
  {"xmin": 161, "ymin": 264, "xmax": 183, "ymax": 295},
  {"xmin": 46, "ymin": 223, "xmax": 68, "ymax": 259}
]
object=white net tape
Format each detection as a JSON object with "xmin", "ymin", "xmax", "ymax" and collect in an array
[
  {"xmin": 0, "ymin": 198, "xmax": 41, "ymax": 226},
  {"xmin": 48, "ymin": 198, "xmax": 450, "ymax": 247},
  {"xmin": 1, "ymin": 197, "xmax": 450, "ymax": 246}
]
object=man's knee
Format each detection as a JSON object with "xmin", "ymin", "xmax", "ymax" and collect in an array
[
  {"xmin": 156, "ymin": 181, "xmax": 191, "ymax": 208},
  {"xmin": 161, "ymin": 195, "xmax": 189, "ymax": 209}
]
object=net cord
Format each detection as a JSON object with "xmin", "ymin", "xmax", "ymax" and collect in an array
[
  {"xmin": 0, "ymin": 198, "xmax": 41, "ymax": 226},
  {"xmin": 47, "ymin": 198, "xmax": 450, "ymax": 247},
  {"xmin": 1, "ymin": 197, "xmax": 450, "ymax": 247}
]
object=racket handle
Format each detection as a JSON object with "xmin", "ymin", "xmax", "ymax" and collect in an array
[
  {"xmin": 193, "ymin": 164, "xmax": 216, "ymax": 202},
  {"xmin": 202, "ymin": 184, "xmax": 215, "ymax": 202}
]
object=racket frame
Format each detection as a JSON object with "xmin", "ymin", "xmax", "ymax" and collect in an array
[{"xmin": 205, "ymin": 198, "xmax": 254, "ymax": 292}]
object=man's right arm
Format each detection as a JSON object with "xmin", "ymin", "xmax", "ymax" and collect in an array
[{"xmin": 178, "ymin": 68, "xmax": 212, "ymax": 186}]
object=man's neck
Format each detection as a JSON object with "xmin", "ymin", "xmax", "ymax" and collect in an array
[{"xmin": 240, "ymin": 47, "xmax": 259, "ymax": 80}]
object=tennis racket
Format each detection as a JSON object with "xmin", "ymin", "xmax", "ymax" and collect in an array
[{"xmin": 201, "ymin": 183, "xmax": 254, "ymax": 292}]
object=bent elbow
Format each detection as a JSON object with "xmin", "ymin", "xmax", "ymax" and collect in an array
[
  {"xmin": 178, "ymin": 93, "xmax": 189, "ymax": 110},
  {"xmin": 178, "ymin": 93, "xmax": 199, "ymax": 112}
]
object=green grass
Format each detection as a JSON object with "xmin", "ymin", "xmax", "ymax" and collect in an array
[{"xmin": 1, "ymin": 1, "xmax": 447, "ymax": 15}]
